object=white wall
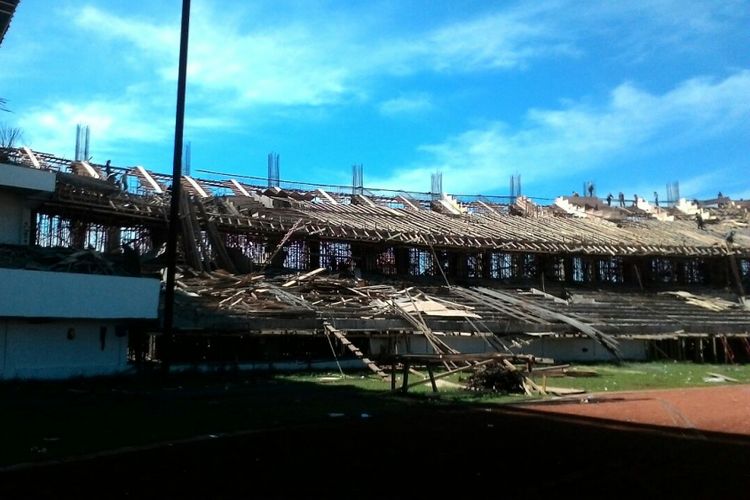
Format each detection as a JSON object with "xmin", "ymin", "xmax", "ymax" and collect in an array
[
  {"xmin": 0, "ymin": 163, "xmax": 55, "ymax": 245},
  {"xmin": 370, "ymin": 335, "xmax": 493, "ymax": 356},
  {"xmin": 521, "ymin": 337, "xmax": 648, "ymax": 362},
  {"xmin": 370, "ymin": 335, "xmax": 649, "ymax": 362},
  {"xmin": 0, "ymin": 319, "xmax": 132, "ymax": 379},
  {"xmin": 0, "ymin": 268, "xmax": 160, "ymax": 319},
  {"xmin": 0, "ymin": 190, "xmax": 28, "ymax": 244},
  {"xmin": 0, "ymin": 162, "xmax": 56, "ymax": 192}
]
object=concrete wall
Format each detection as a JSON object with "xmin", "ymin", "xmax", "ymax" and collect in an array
[
  {"xmin": 0, "ymin": 163, "xmax": 55, "ymax": 245},
  {"xmin": 0, "ymin": 162, "xmax": 56, "ymax": 192},
  {"xmin": 0, "ymin": 319, "xmax": 131, "ymax": 379},
  {"xmin": 370, "ymin": 335, "xmax": 649, "ymax": 362},
  {"xmin": 0, "ymin": 190, "xmax": 29, "ymax": 244},
  {"xmin": 521, "ymin": 337, "xmax": 648, "ymax": 362},
  {"xmin": 370, "ymin": 335, "xmax": 495, "ymax": 357},
  {"xmin": 0, "ymin": 268, "xmax": 161, "ymax": 319}
]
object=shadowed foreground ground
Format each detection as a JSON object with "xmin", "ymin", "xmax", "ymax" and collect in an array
[{"xmin": 1, "ymin": 377, "xmax": 749, "ymax": 499}]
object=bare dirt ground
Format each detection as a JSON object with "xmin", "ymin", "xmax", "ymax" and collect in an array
[
  {"xmin": 518, "ymin": 384, "xmax": 750, "ymax": 438},
  {"xmin": 2, "ymin": 384, "xmax": 749, "ymax": 499}
]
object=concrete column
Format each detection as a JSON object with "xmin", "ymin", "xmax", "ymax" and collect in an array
[
  {"xmin": 70, "ymin": 219, "xmax": 88, "ymax": 249},
  {"xmin": 482, "ymin": 250, "xmax": 493, "ymax": 279},
  {"xmin": 395, "ymin": 247, "xmax": 410, "ymax": 276},
  {"xmin": 308, "ymin": 239, "xmax": 320, "ymax": 270}
]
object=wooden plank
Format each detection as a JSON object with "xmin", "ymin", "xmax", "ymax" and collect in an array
[
  {"xmin": 282, "ymin": 267, "xmax": 326, "ymax": 287},
  {"xmin": 395, "ymin": 195, "xmax": 421, "ymax": 210},
  {"xmin": 229, "ymin": 179, "xmax": 251, "ymax": 197},
  {"xmin": 22, "ymin": 146, "xmax": 41, "ymax": 168},
  {"xmin": 193, "ymin": 199, "xmax": 237, "ymax": 273},
  {"xmin": 315, "ymin": 189, "xmax": 338, "ymax": 204},
  {"xmin": 178, "ymin": 191, "xmax": 204, "ymax": 272},
  {"xmin": 79, "ymin": 161, "xmax": 101, "ymax": 179},
  {"xmin": 261, "ymin": 218, "xmax": 304, "ymax": 268},
  {"xmin": 705, "ymin": 372, "xmax": 739, "ymax": 383},
  {"xmin": 427, "ymin": 365, "xmax": 438, "ymax": 392},
  {"xmin": 472, "ymin": 286, "xmax": 622, "ymax": 360},
  {"xmin": 324, "ymin": 323, "xmax": 388, "ymax": 378},
  {"xmin": 184, "ymin": 176, "xmax": 210, "ymax": 198},
  {"xmin": 133, "ymin": 166, "xmax": 164, "ymax": 194}
]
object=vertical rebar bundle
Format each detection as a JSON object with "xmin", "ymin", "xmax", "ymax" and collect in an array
[
  {"xmin": 510, "ymin": 174, "xmax": 522, "ymax": 201},
  {"xmin": 267, "ymin": 152, "xmax": 280, "ymax": 188},
  {"xmin": 74, "ymin": 124, "xmax": 90, "ymax": 161},
  {"xmin": 352, "ymin": 164, "xmax": 363, "ymax": 195},
  {"xmin": 666, "ymin": 181, "xmax": 680, "ymax": 206},
  {"xmin": 431, "ymin": 171, "xmax": 443, "ymax": 200},
  {"xmin": 183, "ymin": 141, "xmax": 191, "ymax": 176}
]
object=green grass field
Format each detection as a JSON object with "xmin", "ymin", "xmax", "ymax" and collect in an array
[
  {"xmin": 1, "ymin": 361, "xmax": 747, "ymax": 467},
  {"xmin": 288, "ymin": 361, "xmax": 750, "ymax": 402}
]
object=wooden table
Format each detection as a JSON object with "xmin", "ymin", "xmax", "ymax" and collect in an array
[{"xmin": 386, "ymin": 353, "xmax": 535, "ymax": 393}]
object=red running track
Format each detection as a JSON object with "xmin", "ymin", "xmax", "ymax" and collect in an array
[{"xmin": 518, "ymin": 384, "xmax": 750, "ymax": 437}]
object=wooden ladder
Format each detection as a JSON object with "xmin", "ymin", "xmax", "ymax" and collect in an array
[
  {"xmin": 323, "ymin": 323, "xmax": 388, "ymax": 378},
  {"xmin": 741, "ymin": 337, "xmax": 750, "ymax": 358},
  {"xmin": 720, "ymin": 336, "xmax": 735, "ymax": 364}
]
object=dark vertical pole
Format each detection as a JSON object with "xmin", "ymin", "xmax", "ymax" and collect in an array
[{"xmin": 162, "ymin": 0, "xmax": 191, "ymax": 374}]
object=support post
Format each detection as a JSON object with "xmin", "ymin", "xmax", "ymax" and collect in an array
[{"xmin": 162, "ymin": 0, "xmax": 191, "ymax": 374}]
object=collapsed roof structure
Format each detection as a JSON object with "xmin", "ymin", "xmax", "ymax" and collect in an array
[
  {"xmin": 1, "ymin": 146, "xmax": 749, "ymax": 375},
  {"xmin": 0, "ymin": 0, "xmax": 20, "ymax": 46}
]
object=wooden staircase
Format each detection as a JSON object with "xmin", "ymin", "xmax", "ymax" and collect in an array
[{"xmin": 323, "ymin": 323, "xmax": 388, "ymax": 378}]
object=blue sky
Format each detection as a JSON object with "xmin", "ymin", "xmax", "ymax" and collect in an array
[{"xmin": 1, "ymin": 0, "xmax": 748, "ymax": 200}]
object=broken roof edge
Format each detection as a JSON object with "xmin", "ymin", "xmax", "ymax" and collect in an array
[{"xmin": 0, "ymin": 146, "xmax": 722, "ymax": 216}]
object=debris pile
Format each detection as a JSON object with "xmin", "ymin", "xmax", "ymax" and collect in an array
[
  {"xmin": 173, "ymin": 267, "xmax": 483, "ymax": 324},
  {"xmin": 0, "ymin": 245, "xmax": 134, "ymax": 275},
  {"xmin": 466, "ymin": 364, "xmax": 525, "ymax": 393}
]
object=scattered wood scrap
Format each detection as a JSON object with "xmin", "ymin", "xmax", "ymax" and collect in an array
[
  {"xmin": 562, "ymin": 367, "xmax": 599, "ymax": 377},
  {"xmin": 324, "ymin": 323, "xmax": 388, "ymax": 378},
  {"xmin": 282, "ymin": 267, "xmax": 326, "ymax": 287},
  {"xmin": 704, "ymin": 372, "xmax": 740, "ymax": 383},
  {"xmin": 0, "ymin": 245, "xmax": 127, "ymax": 275},
  {"xmin": 465, "ymin": 357, "xmax": 547, "ymax": 396},
  {"xmin": 661, "ymin": 291, "xmax": 738, "ymax": 312}
]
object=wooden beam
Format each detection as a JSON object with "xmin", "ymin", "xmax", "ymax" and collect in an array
[
  {"xmin": 229, "ymin": 179, "xmax": 251, "ymax": 197},
  {"xmin": 282, "ymin": 267, "xmax": 326, "ymax": 287},
  {"xmin": 133, "ymin": 166, "xmax": 164, "ymax": 194},
  {"xmin": 184, "ymin": 175, "xmax": 210, "ymax": 198},
  {"xmin": 22, "ymin": 146, "xmax": 41, "ymax": 168},
  {"xmin": 79, "ymin": 161, "xmax": 101, "ymax": 179}
]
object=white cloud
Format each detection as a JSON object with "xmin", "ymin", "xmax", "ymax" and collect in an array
[
  {"xmin": 17, "ymin": 96, "xmax": 173, "ymax": 159},
  {"xmin": 583, "ymin": 0, "xmax": 748, "ymax": 61},
  {"xmin": 378, "ymin": 94, "xmax": 433, "ymax": 116},
  {"xmin": 75, "ymin": 4, "xmax": 363, "ymax": 107},
  {"xmin": 70, "ymin": 2, "xmax": 574, "ymax": 109},
  {"xmin": 372, "ymin": 71, "xmax": 750, "ymax": 195},
  {"xmin": 69, "ymin": 1, "xmax": 748, "ymax": 111},
  {"xmin": 411, "ymin": 7, "xmax": 574, "ymax": 72}
]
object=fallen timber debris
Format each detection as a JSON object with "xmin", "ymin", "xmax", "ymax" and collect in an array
[
  {"xmin": 661, "ymin": 291, "xmax": 741, "ymax": 312},
  {"xmin": 457, "ymin": 287, "xmax": 622, "ymax": 361},
  {"xmin": 323, "ymin": 323, "xmax": 388, "ymax": 378}
]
